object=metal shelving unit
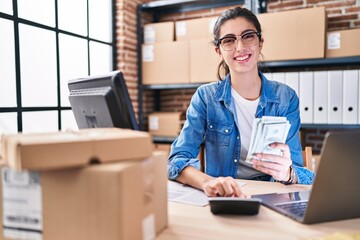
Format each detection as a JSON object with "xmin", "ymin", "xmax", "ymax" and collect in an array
[
  {"xmin": 142, "ymin": 56, "xmax": 360, "ymax": 90},
  {"xmin": 142, "ymin": 83, "xmax": 204, "ymax": 90},
  {"xmin": 140, "ymin": 0, "xmax": 245, "ymax": 15},
  {"xmin": 137, "ymin": 0, "xmax": 245, "ymax": 129},
  {"xmin": 301, "ymin": 124, "xmax": 360, "ymax": 130},
  {"xmin": 153, "ymin": 123, "xmax": 360, "ymax": 144},
  {"xmin": 259, "ymin": 56, "xmax": 360, "ymax": 69},
  {"xmin": 136, "ymin": 0, "xmax": 360, "ymax": 132}
]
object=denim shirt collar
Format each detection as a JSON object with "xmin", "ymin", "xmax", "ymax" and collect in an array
[{"xmin": 213, "ymin": 71, "xmax": 280, "ymax": 115}]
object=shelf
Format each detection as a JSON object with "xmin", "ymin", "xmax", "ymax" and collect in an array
[
  {"xmin": 152, "ymin": 124, "xmax": 360, "ymax": 143},
  {"xmin": 142, "ymin": 56, "xmax": 360, "ymax": 90},
  {"xmin": 259, "ymin": 56, "xmax": 360, "ymax": 69},
  {"xmin": 301, "ymin": 124, "xmax": 360, "ymax": 129},
  {"xmin": 137, "ymin": 0, "xmax": 245, "ymax": 129},
  {"xmin": 140, "ymin": 0, "xmax": 245, "ymax": 14},
  {"xmin": 152, "ymin": 136, "xmax": 176, "ymax": 143},
  {"xmin": 143, "ymin": 83, "xmax": 205, "ymax": 90},
  {"xmin": 136, "ymin": 0, "xmax": 360, "ymax": 130}
]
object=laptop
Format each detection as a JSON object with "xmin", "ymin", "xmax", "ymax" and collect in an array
[{"xmin": 253, "ymin": 131, "xmax": 360, "ymax": 224}]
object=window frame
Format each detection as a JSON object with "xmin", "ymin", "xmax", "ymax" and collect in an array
[{"xmin": 0, "ymin": 0, "xmax": 116, "ymax": 132}]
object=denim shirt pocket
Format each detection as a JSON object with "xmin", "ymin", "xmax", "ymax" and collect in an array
[{"xmin": 205, "ymin": 121, "xmax": 233, "ymax": 146}]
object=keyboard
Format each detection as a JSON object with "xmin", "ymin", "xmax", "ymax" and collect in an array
[{"xmin": 275, "ymin": 201, "xmax": 308, "ymax": 217}]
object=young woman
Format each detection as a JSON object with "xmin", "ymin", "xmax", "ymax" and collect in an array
[{"xmin": 168, "ymin": 7, "xmax": 315, "ymax": 197}]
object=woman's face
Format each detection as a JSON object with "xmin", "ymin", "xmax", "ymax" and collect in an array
[{"xmin": 216, "ymin": 17, "xmax": 263, "ymax": 75}]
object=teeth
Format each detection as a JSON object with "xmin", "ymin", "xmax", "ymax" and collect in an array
[{"xmin": 236, "ymin": 55, "xmax": 250, "ymax": 61}]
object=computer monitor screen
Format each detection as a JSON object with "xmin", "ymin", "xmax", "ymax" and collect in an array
[{"xmin": 68, "ymin": 71, "xmax": 139, "ymax": 130}]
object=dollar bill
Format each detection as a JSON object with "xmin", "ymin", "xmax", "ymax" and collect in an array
[{"xmin": 245, "ymin": 116, "xmax": 291, "ymax": 164}]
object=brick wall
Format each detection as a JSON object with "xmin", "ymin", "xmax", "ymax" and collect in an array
[
  {"xmin": 268, "ymin": 0, "xmax": 360, "ymax": 30},
  {"xmin": 115, "ymin": 0, "xmax": 140, "ymax": 113},
  {"xmin": 115, "ymin": 0, "xmax": 152, "ymax": 117},
  {"xmin": 116, "ymin": 0, "xmax": 360, "ymax": 153}
]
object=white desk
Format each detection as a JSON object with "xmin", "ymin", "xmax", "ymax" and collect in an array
[{"xmin": 157, "ymin": 180, "xmax": 360, "ymax": 240}]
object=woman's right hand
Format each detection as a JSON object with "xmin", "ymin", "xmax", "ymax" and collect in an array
[{"xmin": 201, "ymin": 176, "xmax": 248, "ymax": 198}]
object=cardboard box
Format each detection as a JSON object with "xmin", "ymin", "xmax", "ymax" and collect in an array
[
  {"xmin": 258, "ymin": 7, "xmax": 326, "ymax": 61},
  {"xmin": 190, "ymin": 38, "xmax": 220, "ymax": 83},
  {"xmin": 142, "ymin": 41, "xmax": 190, "ymax": 84},
  {"xmin": 313, "ymin": 154, "xmax": 321, "ymax": 173},
  {"xmin": 148, "ymin": 112, "xmax": 183, "ymax": 137},
  {"xmin": 1, "ymin": 128, "xmax": 153, "ymax": 171},
  {"xmin": 153, "ymin": 143, "xmax": 171, "ymax": 155},
  {"xmin": 0, "ymin": 151, "xmax": 168, "ymax": 240},
  {"xmin": 326, "ymin": 28, "xmax": 360, "ymax": 58},
  {"xmin": 143, "ymin": 21, "xmax": 174, "ymax": 44},
  {"xmin": 175, "ymin": 17, "xmax": 217, "ymax": 41}
]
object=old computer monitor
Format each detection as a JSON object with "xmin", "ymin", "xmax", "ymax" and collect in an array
[{"xmin": 68, "ymin": 71, "xmax": 139, "ymax": 130}]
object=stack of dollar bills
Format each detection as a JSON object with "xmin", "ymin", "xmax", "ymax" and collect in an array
[{"xmin": 245, "ymin": 116, "xmax": 291, "ymax": 164}]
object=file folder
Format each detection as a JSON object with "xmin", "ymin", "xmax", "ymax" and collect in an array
[
  {"xmin": 314, "ymin": 71, "xmax": 328, "ymax": 124},
  {"xmin": 285, "ymin": 72, "xmax": 299, "ymax": 96},
  {"xmin": 328, "ymin": 70, "xmax": 343, "ymax": 124},
  {"xmin": 299, "ymin": 72, "xmax": 314, "ymax": 124},
  {"xmin": 343, "ymin": 70, "xmax": 359, "ymax": 124}
]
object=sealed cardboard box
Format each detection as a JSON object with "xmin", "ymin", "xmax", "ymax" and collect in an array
[
  {"xmin": 142, "ymin": 41, "xmax": 189, "ymax": 84},
  {"xmin": 0, "ymin": 151, "xmax": 168, "ymax": 240},
  {"xmin": 1, "ymin": 128, "xmax": 153, "ymax": 171},
  {"xmin": 143, "ymin": 21, "xmax": 174, "ymax": 44},
  {"xmin": 148, "ymin": 112, "xmax": 183, "ymax": 137},
  {"xmin": 326, "ymin": 28, "xmax": 360, "ymax": 58},
  {"xmin": 175, "ymin": 17, "xmax": 217, "ymax": 41},
  {"xmin": 153, "ymin": 144, "xmax": 204, "ymax": 164},
  {"xmin": 258, "ymin": 7, "xmax": 326, "ymax": 61},
  {"xmin": 153, "ymin": 143, "xmax": 171, "ymax": 155},
  {"xmin": 190, "ymin": 38, "xmax": 220, "ymax": 83}
]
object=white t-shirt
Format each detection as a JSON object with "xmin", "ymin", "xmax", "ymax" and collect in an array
[{"xmin": 231, "ymin": 87, "xmax": 263, "ymax": 179}]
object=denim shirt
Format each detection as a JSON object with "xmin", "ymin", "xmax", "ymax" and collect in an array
[{"xmin": 168, "ymin": 72, "xmax": 315, "ymax": 184}]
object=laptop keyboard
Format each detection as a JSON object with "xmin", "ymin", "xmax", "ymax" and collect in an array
[{"xmin": 275, "ymin": 201, "xmax": 308, "ymax": 217}]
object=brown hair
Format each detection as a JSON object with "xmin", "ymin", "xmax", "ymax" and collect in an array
[{"xmin": 212, "ymin": 7, "xmax": 262, "ymax": 80}]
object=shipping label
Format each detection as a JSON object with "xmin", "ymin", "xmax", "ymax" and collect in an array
[{"xmin": 2, "ymin": 168, "xmax": 42, "ymax": 240}]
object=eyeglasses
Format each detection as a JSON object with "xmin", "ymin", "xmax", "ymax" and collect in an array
[{"xmin": 217, "ymin": 31, "xmax": 261, "ymax": 51}]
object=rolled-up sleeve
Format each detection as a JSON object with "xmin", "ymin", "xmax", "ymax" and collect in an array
[{"xmin": 168, "ymin": 87, "xmax": 207, "ymax": 180}]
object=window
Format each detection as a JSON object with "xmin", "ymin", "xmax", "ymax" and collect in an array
[{"xmin": 0, "ymin": 0, "xmax": 115, "ymax": 134}]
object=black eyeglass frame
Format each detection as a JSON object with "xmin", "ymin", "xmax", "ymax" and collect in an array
[{"xmin": 216, "ymin": 31, "xmax": 262, "ymax": 48}]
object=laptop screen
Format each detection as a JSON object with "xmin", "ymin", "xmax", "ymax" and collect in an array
[{"xmin": 252, "ymin": 131, "xmax": 360, "ymax": 224}]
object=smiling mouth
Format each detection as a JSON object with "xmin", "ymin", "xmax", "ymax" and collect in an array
[{"xmin": 234, "ymin": 54, "xmax": 251, "ymax": 62}]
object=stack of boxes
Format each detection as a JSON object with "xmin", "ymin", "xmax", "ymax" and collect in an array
[
  {"xmin": 142, "ymin": 17, "xmax": 221, "ymax": 144},
  {"xmin": 142, "ymin": 6, "xmax": 360, "ymax": 84},
  {"xmin": 0, "ymin": 128, "xmax": 168, "ymax": 240},
  {"xmin": 142, "ymin": 21, "xmax": 188, "ymax": 85},
  {"xmin": 175, "ymin": 17, "xmax": 220, "ymax": 83},
  {"xmin": 142, "ymin": 16, "xmax": 220, "ymax": 85}
]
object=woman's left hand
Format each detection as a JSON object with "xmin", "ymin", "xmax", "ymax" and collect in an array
[{"xmin": 252, "ymin": 142, "xmax": 292, "ymax": 182}]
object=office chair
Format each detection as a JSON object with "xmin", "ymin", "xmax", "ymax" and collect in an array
[{"xmin": 302, "ymin": 146, "xmax": 314, "ymax": 171}]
